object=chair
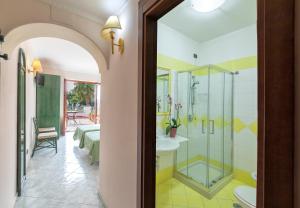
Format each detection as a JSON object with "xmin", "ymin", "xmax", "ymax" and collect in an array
[{"xmin": 31, "ymin": 118, "xmax": 58, "ymax": 157}]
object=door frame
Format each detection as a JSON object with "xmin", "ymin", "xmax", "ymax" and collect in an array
[
  {"xmin": 137, "ymin": 0, "xmax": 295, "ymax": 208},
  {"xmin": 17, "ymin": 48, "xmax": 27, "ymax": 196},
  {"xmin": 62, "ymin": 79, "xmax": 101, "ymax": 135}
]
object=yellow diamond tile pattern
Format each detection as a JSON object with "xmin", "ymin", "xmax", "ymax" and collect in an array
[
  {"xmin": 159, "ymin": 114, "xmax": 258, "ymax": 136},
  {"xmin": 214, "ymin": 117, "xmax": 223, "ymax": 128},
  {"xmin": 248, "ymin": 121, "xmax": 258, "ymax": 135},
  {"xmin": 181, "ymin": 115, "xmax": 189, "ymax": 128},
  {"xmin": 233, "ymin": 118, "xmax": 246, "ymax": 133},
  {"xmin": 192, "ymin": 115, "xmax": 200, "ymax": 126},
  {"xmin": 159, "ymin": 115, "xmax": 169, "ymax": 130},
  {"xmin": 156, "ymin": 178, "xmax": 246, "ymax": 208}
]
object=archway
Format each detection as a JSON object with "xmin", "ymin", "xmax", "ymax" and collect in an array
[
  {"xmin": 0, "ymin": 23, "xmax": 106, "ymax": 204},
  {"xmin": 2, "ymin": 23, "xmax": 107, "ymax": 73}
]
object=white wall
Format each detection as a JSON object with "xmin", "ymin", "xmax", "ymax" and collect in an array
[
  {"xmin": 99, "ymin": 0, "xmax": 139, "ymax": 207},
  {"xmin": 0, "ymin": 41, "xmax": 37, "ymax": 207},
  {"xmin": 197, "ymin": 25, "xmax": 257, "ymax": 65},
  {"xmin": 158, "ymin": 22, "xmax": 200, "ymax": 64},
  {"xmin": 0, "ymin": 48, "xmax": 18, "ymax": 208},
  {"xmin": 158, "ymin": 22, "xmax": 257, "ymax": 65}
]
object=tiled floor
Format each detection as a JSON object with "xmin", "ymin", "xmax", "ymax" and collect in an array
[
  {"xmin": 66, "ymin": 118, "xmax": 96, "ymax": 132},
  {"xmin": 156, "ymin": 178, "xmax": 245, "ymax": 208},
  {"xmin": 15, "ymin": 132, "xmax": 104, "ymax": 208}
]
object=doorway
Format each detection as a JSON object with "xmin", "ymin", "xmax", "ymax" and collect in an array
[
  {"xmin": 63, "ymin": 79, "xmax": 100, "ymax": 133},
  {"xmin": 138, "ymin": 0, "xmax": 295, "ymax": 208}
]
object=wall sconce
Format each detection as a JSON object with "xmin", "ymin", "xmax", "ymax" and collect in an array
[
  {"xmin": 101, "ymin": 16, "xmax": 124, "ymax": 55},
  {"xmin": 28, "ymin": 59, "xmax": 43, "ymax": 75},
  {"xmin": 0, "ymin": 30, "xmax": 8, "ymax": 60}
]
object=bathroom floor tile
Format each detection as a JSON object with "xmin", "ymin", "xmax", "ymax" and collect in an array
[{"xmin": 156, "ymin": 178, "xmax": 249, "ymax": 208}]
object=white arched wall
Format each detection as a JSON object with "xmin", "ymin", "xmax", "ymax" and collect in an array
[
  {"xmin": 0, "ymin": 23, "xmax": 106, "ymax": 208},
  {"xmin": 3, "ymin": 23, "xmax": 107, "ymax": 73}
]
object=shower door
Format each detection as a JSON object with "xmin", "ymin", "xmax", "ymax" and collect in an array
[
  {"xmin": 175, "ymin": 66, "xmax": 233, "ymax": 192},
  {"xmin": 207, "ymin": 66, "xmax": 225, "ymax": 187},
  {"xmin": 187, "ymin": 70, "xmax": 209, "ymax": 187}
]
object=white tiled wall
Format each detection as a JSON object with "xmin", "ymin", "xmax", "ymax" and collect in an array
[{"xmin": 233, "ymin": 68, "xmax": 257, "ymax": 172}]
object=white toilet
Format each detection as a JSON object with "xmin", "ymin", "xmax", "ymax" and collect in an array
[
  {"xmin": 234, "ymin": 186, "xmax": 256, "ymax": 208},
  {"xmin": 234, "ymin": 172, "xmax": 257, "ymax": 208}
]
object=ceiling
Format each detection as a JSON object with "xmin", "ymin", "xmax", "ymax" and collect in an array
[
  {"xmin": 39, "ymin": 0, "xmax": 128, "ymax": 22},
  {"xmin": 24, "ymin": 37, "xmax": 99, "ymax": 75},
  {"xmin": 159, "ymin": 0, "xmax": 257, "ymax": 43}
]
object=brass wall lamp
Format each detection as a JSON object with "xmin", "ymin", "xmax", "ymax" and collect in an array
[
  {"xmin": 28, "ymin": 59, "xmax": 43, "ymax": 76},
  {"xmin": 101, "ymin": 16, "xmax": 124, "ymax": 55}
]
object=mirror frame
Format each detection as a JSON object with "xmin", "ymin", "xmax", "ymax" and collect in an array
[{"xmin": 156, "ymin": 68, "xmax": 171, "ymax": 115}]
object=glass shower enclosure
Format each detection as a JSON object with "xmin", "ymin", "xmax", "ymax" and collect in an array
[{"xmin": 174, "ymin": 65, "xmax": 234, "ymax": 198}]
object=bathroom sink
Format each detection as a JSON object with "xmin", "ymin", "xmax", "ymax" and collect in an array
[{"xmin": 156, "ymin": 138, "xmax": 180, "ymax": 152}]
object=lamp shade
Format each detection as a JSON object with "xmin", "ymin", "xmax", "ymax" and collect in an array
[
  {"xmin": 102, "ymin": 16, "xmax": 122, "ymax": 30},
  {"xmin": 32, "ymin": 59, "xmax": 43, "ymax": 73}
]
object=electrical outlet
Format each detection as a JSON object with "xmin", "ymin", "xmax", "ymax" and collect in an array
[{"xmin": 193, "ymin": 53, "xmax": 198, "ymax": 59}]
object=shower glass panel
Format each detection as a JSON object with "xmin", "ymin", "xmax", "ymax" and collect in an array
[
  {"xmin": 207, "ymin": 67, "xmax": 225, "ymax": 187},
  {"xmin": 186, "ymin": 70, "xmax": 209, "ymax": 187},
  {"xmin": 175, "ymin": 65, "xmax": 234, "ymax": 197},
  {"xmin": 176, "ymin": 72, "xmax": 191, "ymax": 176},
  {"xmin": 223, "ymin": 72, "xmax": 234, "ymax": 176}
]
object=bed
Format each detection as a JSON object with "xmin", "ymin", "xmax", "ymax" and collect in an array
[
  {"xmin": 73, "ymin": 124, "xmax": 100, "ymax": 163},
  {"xmin": 73, "ymin": 124, "xmax": 100, "ymax": 143},
  {"xmin": 83, "ymin": 131, "xmax": 100, "ymax": 164}
]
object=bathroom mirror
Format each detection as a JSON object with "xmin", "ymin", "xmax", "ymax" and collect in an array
[{"xmin": 157, "ymin": 68, "xmax": 170, "ymax": 114}]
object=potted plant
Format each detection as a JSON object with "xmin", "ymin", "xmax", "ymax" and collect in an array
[
  {"xmin": 166, "ymin": 118, "xmax": 181, "ymax": 138},
  {"xmin": 165, "ymin": 96, "xmax": 182, "ymax": 138}
]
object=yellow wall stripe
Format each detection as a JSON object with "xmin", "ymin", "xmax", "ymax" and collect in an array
[
  {"xmin": 157, "ymin": 53, "xmax": 257, "ymax": 73},
  {"xmin": 217, "ymin": 56, "xmax": 257, "ymax": 71}
]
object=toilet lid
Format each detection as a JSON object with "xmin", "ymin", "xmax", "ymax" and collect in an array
[{"xmin": 234, "ymin": 186, "xmax": 256, "ymax": 207}]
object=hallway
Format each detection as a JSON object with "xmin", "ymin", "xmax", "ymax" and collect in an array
[{"xmin": 14, "ymin": 133, "xmax": 103, "ymax": 208}]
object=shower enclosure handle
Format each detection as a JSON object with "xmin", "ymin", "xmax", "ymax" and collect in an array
[
  {"xmin": 210, "ymin": 120, "xmax": 215, "ymax": 134},
  {"xmin": 202, "ymin": 120, "xmax": 205, "ymax": 134}
]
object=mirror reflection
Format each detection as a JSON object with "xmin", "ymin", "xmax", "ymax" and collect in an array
[{"xmin": 157, "ymin": 69, "xmax": 170, "ymax": 114}]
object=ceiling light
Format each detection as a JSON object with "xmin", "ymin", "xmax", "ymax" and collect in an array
[{"xmin": 191, "ymin": 0, "xmax": 226, "ymax": 13}]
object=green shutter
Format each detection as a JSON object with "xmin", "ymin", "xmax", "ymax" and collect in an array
[{"xmin": 36, "ymin": 74, "xmax": 61, "ymax": 135}]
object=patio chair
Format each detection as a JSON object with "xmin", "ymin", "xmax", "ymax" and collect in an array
[{"xmin": 31, "ymin": 118, "xmax": 58, "ymax": 157}]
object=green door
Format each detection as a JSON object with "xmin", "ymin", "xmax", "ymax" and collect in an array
[
  {"xmin": 36, "ymin": 74, "xmax": 61, "ymax": 136},
  {"xmin": 17, "ymin": 48, "xmax": 26, "ymax": 196}
]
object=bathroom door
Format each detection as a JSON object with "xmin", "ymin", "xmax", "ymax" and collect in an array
[
  {"xmin": 207, "ymin": 66, "xmax": 225, "ymax": 187},
  {"xmin": 17, "ymin": 48, "xmax": 26, "ymax": 196}
]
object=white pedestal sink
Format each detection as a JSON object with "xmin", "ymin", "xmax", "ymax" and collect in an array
[
  {"xmin": 156, "ymin": 138, "xmax": 180, "ymax": 152},
  {"xmin": 156, "ymin": 135, "xmax": 189, "ymax": 152}
]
